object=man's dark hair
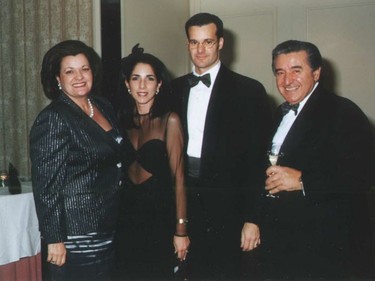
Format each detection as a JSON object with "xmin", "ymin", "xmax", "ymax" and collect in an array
[
  {"xmin": 272, "ymin": 40, "xmax": 322, "ymax": 74},
  {"xmin": 185, "ymin": 13, "xmax": 224, "ymax": 39}
]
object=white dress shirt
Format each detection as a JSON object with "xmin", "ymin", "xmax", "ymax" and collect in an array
[
  {"xmin": 271, "ymin": 82, "xmax": 319, "ymax": 196},
  {"xmin": 187, "ymin": 62, "xmax": 221, "ymax": 158},
  {"xmin": 272, "ymin": 82, "xmax": 319, "ymax": 153}
]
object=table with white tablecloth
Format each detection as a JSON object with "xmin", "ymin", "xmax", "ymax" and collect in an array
[{"xmin": 0, "ymin": 182, "xmax": 42, "ymax": 281}]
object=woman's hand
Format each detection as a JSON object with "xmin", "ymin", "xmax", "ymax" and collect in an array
[
  {"xmin": 47, "ymin": 242, "xmax": 67, "ymax": 266},
  {"xmin": 173, "ymin": 235, "xmax": 190, "ymax": 260}
]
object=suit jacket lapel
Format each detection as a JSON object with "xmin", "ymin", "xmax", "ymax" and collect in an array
[
  {"xmin": 57, "ymin": 94, "xmax": 121, "ymax": 151},
  {"xmin": 181, "ymin": 76, "xmax": 192, "ymax": 147},
  {"xmin": 277, "ymin": 86, "xmax": 324, "ymax": 164},
  {"xmin": 180, "ymin": 65, "xmax": 229, "ymax": 178},
  {"xmin": 199, "ymin": 66, "xmax": 228, "ymax": 167}
]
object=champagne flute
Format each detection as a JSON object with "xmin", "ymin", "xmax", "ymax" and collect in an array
[
  {"xmin": 266, "ymin": 144, "xmax": 282, "ymax": 198},
  {"xmin": 0, "ymin": 170, "xmax": 8, "ymax": 190}
]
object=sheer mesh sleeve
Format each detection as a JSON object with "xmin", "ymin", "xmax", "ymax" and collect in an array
[{"xmin": 165, "ymin": 112, "xmax": 187, "ymax": 236}]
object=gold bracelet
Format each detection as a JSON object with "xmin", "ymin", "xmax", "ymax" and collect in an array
[{"xmin": 177, "ymin": 218, "xmax": 188, "ymax": 224}]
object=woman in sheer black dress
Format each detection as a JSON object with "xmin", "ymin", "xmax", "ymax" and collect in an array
[{"xmin": 114, "ymin": 45, "xmax": 190, "ymax": 280}]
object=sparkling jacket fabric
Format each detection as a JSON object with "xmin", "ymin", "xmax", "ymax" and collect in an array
[{"xmin": 30, "ymin": 94, "xmax": 123, "ymax": 244}]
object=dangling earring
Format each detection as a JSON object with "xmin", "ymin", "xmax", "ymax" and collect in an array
[
  {"xmin": 156, "ymin": 89, "xmax": 159, "ymax": 95},
  {"xmin": 127, "ymin": 88, "xmax": 131, "ymax": 95},
  {"xmin": 58, "ymin": 83, "xmax": 62, "ymax": 90}
]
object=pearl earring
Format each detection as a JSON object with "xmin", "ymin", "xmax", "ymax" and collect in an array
[
  {"xmin": 58, "ymin": 83, "xmax": 62, "ymax": 90},
  {"xmin": 156, "ymin": 89, "xmax": 159, "ymax": 95},
  {"xmin": 127, "ymin": 88, "xmax": 131, "ymax": 95}
]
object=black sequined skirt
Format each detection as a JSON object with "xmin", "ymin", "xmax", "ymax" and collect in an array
[{"xmin": 48, "ymin": 232, "xmax": 115, "ymax": 281}]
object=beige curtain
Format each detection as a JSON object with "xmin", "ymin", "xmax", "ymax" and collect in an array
[{"xmin": 0, "ymin": 0, "xmax": 93, "ymax": 177}]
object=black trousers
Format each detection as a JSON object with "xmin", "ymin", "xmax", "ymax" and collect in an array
[{"xmin": 185, "ymin": 181, "xmax": 244, "ymax": 281}]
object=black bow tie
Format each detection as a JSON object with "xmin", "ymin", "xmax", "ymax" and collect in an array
[
  {"xmin": 187, "ymin": 73, "xmax": 211, "ymax": 88},
  {"xmin": 281, "ymin": 102, "xmax": 299, "ymax": 116}
]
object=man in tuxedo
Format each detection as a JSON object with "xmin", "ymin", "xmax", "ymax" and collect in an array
[
  {"xmin": 171, "ymin": 13, "xmax": 272, "ymax": 280},
  {"xmin": 262, "ymin": 40, "xmax": 374, "ymax": 279}
]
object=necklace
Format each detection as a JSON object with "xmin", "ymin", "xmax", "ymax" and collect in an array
[{"xmin": 87, "ymin": 98, "xmax": 94, "ymax": 118}]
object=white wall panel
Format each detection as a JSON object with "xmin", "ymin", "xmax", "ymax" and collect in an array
[
  {"xmin": 190, "ymin": 0, "xmax": 375, "ymax": 121},
  {"xmin": 307, "ymin": 3, "xmax": 375, "ymax": 122},
  {"xmin": 121, "ymin": 0, "xmax": 190, "ymax": 78},
  {"xmin": 220, "ymin": 11, "xmax": 277, "ymax": 97},
  {"xmin": 120, "ymin": 0, "xmax": 375, "ymax": 121}
]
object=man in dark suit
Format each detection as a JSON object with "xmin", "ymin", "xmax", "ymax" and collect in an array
[
  {"xmin": 262, "ymin": 40, "xmax": 374, "ymax": 279},
  {"xmin": 171, "ymin": 13, "xmax": 272, "ymax": 280}
]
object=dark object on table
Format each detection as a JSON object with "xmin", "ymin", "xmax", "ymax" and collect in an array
[{"xmin": 8, "ymin": 163, "xmax": 21, "ymax": 194}]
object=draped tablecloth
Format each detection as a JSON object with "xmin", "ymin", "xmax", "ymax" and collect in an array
[{"xmin": 0, "ymin": 182, "xmax": 41, "ymax": 281}]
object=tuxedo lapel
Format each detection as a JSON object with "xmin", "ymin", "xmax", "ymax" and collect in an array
[
  {"xmin": 178, "ymin": 65, "xmax": 238, "ymax": 180},
  {"xmin": 199, "ymin": 67, "xmax": 228, "ymax": 168},
  {"xmin": 277, "ymin": 86, "xmax": 325, "ymax": 165},
  {"xmin": 180, "ymin": 76, "xmax": 192, "ymax": 146},
  {"xmin": 180, "ymin": 70, "xmax": 224, "ymax": 161}
]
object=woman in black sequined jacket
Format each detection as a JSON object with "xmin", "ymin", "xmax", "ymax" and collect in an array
[{"xmin": 29, "ymin": 40, "xmax": 123, "ymax": 281}]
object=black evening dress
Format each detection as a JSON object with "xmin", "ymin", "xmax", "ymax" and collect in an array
[{"xmin": 115, "ymin": 112, "xmax": 186, "ymax": 281}]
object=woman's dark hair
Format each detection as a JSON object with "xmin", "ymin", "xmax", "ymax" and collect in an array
[
  {"xmin": 185, "ymin": 13, "xmax": 224, "ymax": 39},
  {"xmin": 41, "ymin": 40, "xmax": 102, "ymax": 100},
  {"xmin": 271, "ymin": 40, "xmax": 322, "ymax": 74},
  {"xmin": 118, "ymin": 44, "xmax": 172, "ymax": 129}
]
